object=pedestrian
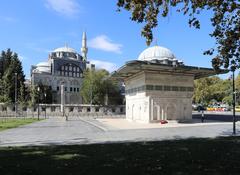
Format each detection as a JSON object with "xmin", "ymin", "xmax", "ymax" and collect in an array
[{"xmin": 201, "ymin": 110, "xmax": 204, "ymax": 123}]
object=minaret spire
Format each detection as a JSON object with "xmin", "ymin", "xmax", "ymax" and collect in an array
[{"xmin": 81, "ymin": 31, "xmax": 88, "ymax": 61}]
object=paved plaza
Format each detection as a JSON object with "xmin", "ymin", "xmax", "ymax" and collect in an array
[{"xmin": 0, "ymin": 113, "xmax": 240, "ymax": 147}]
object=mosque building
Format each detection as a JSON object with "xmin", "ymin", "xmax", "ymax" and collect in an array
[
  {"xmin": 112, "ymin": 45, "xmax": 227, "ymax": 123},
  {"xmin": 31, "ymin": 32, "xmax": 94, "ymax": 104}
]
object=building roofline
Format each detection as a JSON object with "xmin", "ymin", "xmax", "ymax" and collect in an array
[{"xmin": 111, "ymin": 60, "xmax": 228, "ymax": 80}]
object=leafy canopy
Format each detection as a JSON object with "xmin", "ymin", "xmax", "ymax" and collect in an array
[
  {"xmin": 117, "ymin": 0, "xmax": 240, "ymax": 70},
  {"xmin": 192, "ymin": 75, "xmax": 240, "ymax": 105},
  {"xmin": 0, "ymin": 49, "xmax": 26, "ymax": 104},
  {"xmin": 80, "ymin": 69, "xmax": 123, "ymax": 105}
]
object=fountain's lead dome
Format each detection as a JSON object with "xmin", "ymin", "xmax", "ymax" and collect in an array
[{"xmin": 138, "ymin": 46, "xmax": 175, "ymax": 61}]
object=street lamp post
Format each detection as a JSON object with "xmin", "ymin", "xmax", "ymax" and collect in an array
[
  {"xmin": 44, "ymin": 92, "xmax": 47, "ymax": 119},
  {"xmin": 14, "ymin": 73, "xmax": 17, "ymax": 118},
  {"xmin": 37, "ymin": 86, "xmax": 40, "ymax": 120},
  {"xmin": 232, "ymin": 69, "xmax": 236, "ymax": 135}
]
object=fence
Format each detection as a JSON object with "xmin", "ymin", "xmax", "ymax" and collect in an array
[{"xmin": 0, "ymin": 103, "xmax": 126, "ymax": 119}]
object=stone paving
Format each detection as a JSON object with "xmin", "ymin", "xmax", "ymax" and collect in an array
[{"xmin": 0, "ymin": 116, "xmax": 239, "ymax": 147}]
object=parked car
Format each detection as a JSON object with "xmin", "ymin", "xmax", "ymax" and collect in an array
[
  {"xmin": 207, "ymin": 104, "xmax": 230, "ymax": 111},
  {"xmin": 192, "ymin": 104, "xmax": 205, "ymax": 111},
  {"xmin": 235, "ymin": 106, "xmax": 240, "ymax": 112}
]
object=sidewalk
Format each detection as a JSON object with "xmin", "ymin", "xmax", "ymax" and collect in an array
[{"xmin": 96, "ymin": 118, "xmax": 232, "ymax": 130}]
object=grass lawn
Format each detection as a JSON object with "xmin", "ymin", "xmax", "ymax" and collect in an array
[
  {"xmin": 0, "ymin": 118, "xmax": 39, "ymax": 131},
  {"xmin": 1, "ymin": 137, "xmax": 240, "ymax": 175}
]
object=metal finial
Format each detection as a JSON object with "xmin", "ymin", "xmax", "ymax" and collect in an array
[{"xmin": 155, "ymin": 38, "xmax": 158, "ymax": 46}]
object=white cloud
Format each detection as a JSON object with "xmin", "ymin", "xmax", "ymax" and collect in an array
[
  {"xmin": 89, "ymin": 35, "xmax": 123, "ymax": 54},
  {"xmin": 0, "ymin": 16, "xmax": 16, "ymax": 22},
  {"xmin": 90, "ymin": 59, "xmax": 118, "ymax": 73},
  {"xmin": 45, "ymin": 0, "xmax": 80, "ymax": 17}
]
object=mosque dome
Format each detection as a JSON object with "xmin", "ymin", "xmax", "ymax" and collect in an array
[
  {"xmin": 53, "ymin": 46, "xmax": 77, "ymax": 53},
  {"xmin": 51, "ymin": 45, "xmax": 80, "ymax": 60},
  {"xmin": 138, "ymin": 46, "xmax": 176, "ymax": 61}
]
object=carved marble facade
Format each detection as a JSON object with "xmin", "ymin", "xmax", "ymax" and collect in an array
[{"xmin": 125, "ymin": 72, "xmax": 193, "ymax": 123}]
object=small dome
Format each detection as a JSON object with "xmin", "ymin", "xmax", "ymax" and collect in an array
[
  {"xmin": 35, "ymin": 62, "xmax": 51, "ymax": 73},
  {"xmin": 138, "ymin": 46, "xmax": 175, "ymax": 61},
  {"xmin": 36, "ymin": 62, "xmax": 50, "ymax": 67},
  {"xmin": 53, "ymin": 46, "xmax": 76, "ymax": 53}
]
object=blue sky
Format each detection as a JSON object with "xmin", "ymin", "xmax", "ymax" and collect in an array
[{"xmin": 0, "ymin": 0, "xmax": 231, "ymax": 79}]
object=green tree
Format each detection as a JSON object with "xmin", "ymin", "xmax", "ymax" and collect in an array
[
  {"xmin": 234, "ymin": 73, "xmax": 240, "ymax": 104},
  {"xmin": 193, "ymin": 76, "xmax": 231, "ymax": 105},
  {"xmin": 28, "ymin": 83, "xmax": 53, "ymax": 107},
  {"xmin": 28, "ymin": 85, "xmax": 38, "ymax": 107},
  {"xmin": 117, "ymin": 0, "xmax": 240, "ymax": 70},
  {"xmin": 81, "ymin": 69, "xmax": 123, "ymax": 105},
  {"xmin": 0, "ymin": 49, "xmax": 26, "ymax": 103}
]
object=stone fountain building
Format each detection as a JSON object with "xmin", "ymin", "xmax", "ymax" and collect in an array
[{"xmin": 112, "ymin": 45, "xmax": 226, "ymax": 123}]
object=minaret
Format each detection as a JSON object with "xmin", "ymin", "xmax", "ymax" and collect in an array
[{"xmin": 81, "ymin": 31, "xmax": 88, "ymax": 61}]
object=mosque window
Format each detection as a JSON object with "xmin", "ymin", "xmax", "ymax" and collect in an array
[
  {"xmin": 77, "ymin": 73, "xmax": 80, "ymax": 77},
  {"xmin": 69, "ymin": 72, "xmax": 72, "ymax": 76},
  {"xmin": 164, "ymin": 86, "xmax": 171, "ymax": 91},
  {"xmin": 77, "ymin": 67, "xmax": 79, "ymax": 72},
  {"xmin": 155, "ymin": 85, "xmax": 163, "ymax": 91},
  {"xmin": 172, "ymin": 86, "xmax": 179, "ymax": 91},
  {"xmin": 69, "ymin": 66, "xmax": 72, "ymax": 71},
  {"xmin": 146, "ymin": 85, "xmax": 154, "ymax": 90},
  {"xmin": 73, "ymin": 73, "xmax": 76, "ymax": 77},
  {"xmin": 180, "ymin": 87, "xmax": 187, "ymax": 91},
  {"xmin": 74, "ymin": 88, "xmax": 76, "ymax": 92},
  {"xmin": 187, "ymin": 87, "xmax": 194, "ymax": 92},
  {"xmin": 73, "ymin": 67, "xmax": 76, "ymax": 71}
]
